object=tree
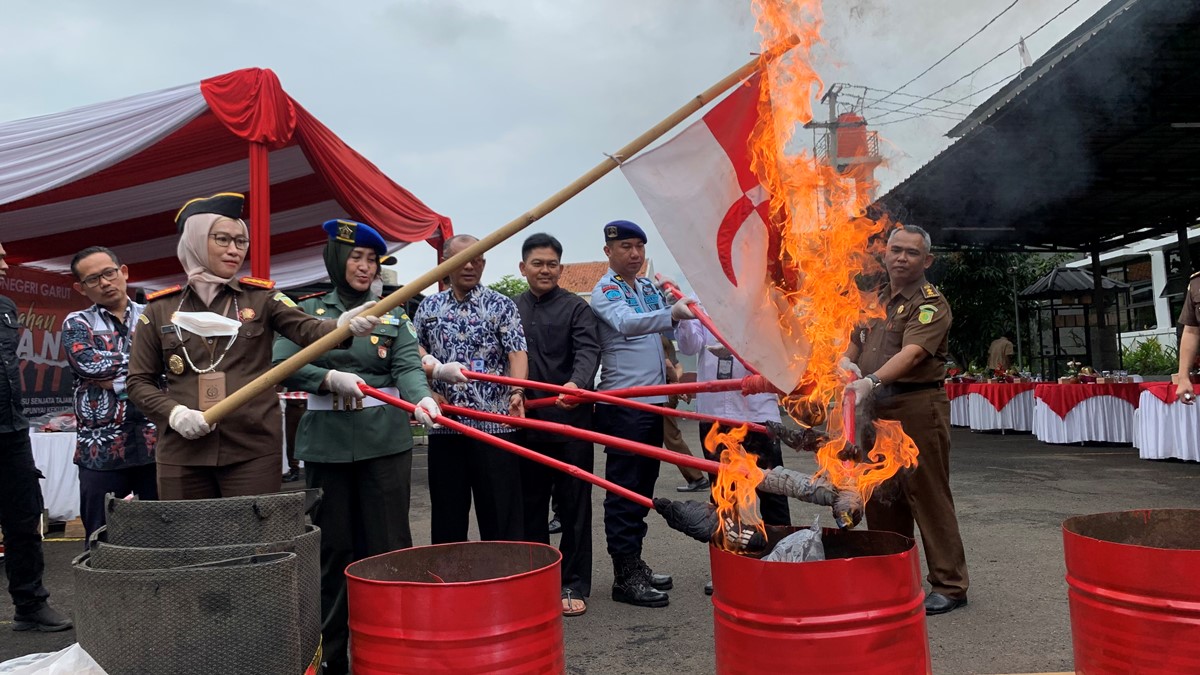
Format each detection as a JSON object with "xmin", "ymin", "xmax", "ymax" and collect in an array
[{"xmin": 488, "ymin": 274, "xmax": 529, "ymax": 299}]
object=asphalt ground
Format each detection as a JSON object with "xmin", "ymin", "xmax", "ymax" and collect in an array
[{"xmin": 4, "ymin": 424, "xmax": 1200, "ymax": 674}]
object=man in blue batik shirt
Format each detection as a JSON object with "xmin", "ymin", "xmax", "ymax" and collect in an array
[
  {"xmin": 416, "ymin": 234, "xmax": 529, "ymax": 544},
  {"xmin": 63, "ymin": 246, "xmax": 157, "ymax": 545},
  {"xmin": 590, "ymin": 220, "xmax": 696, "ymax": 609}
]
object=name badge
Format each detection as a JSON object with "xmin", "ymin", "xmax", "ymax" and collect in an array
[
  {"xmin": 471, "ymin": 358, "xmax": 486, "ymax": 372},
  {"xmin": 716, "ymin": 356, "xmax": 734, "ymax": 381},
  {"xmin": 197, "ymin": 371, "xmax": 227, "ymax": 411}
]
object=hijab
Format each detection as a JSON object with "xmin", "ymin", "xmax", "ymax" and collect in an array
[{"xmin": 177, "ymin": 214, "xmax": 247, "ymax": 307}]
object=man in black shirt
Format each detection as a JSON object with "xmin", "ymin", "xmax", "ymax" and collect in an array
[
  {"xmin": 0, "ymin": 242, "xmax": 72, "ymax": 632},
  {"xmin": 515, "ymin": 233, "xmax": 601, "ymax": 617}
]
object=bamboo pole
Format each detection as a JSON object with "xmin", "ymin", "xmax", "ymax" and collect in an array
[{"xmin": 204, "ymin": 38, "xmax": 798, "ymax": 424}]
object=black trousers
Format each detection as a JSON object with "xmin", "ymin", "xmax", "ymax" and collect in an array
[
  {"xmin": 306, "ymin": 452, "xmax": 413, "ymax": 675},
  {"xmin": 428, "ymin": 432, "xmax": 523, "ymax": 544},
  {"xmin": 78, "ymin": 462, "xmax": 158, "ymax": 546},
  {"xmin": 595, "ymin": 404, "xmax": 663, "ymax": 559},
  {"xmin": 698, "ymin": 422, "xmax": 792, "ymax": 528},
  {"xmin": 0, "ymin": 429, "xmax": 49, "ymax": 612},
  {"xmin": 520, "ymin": 439, "xmax": 593, "ymax": 596}
]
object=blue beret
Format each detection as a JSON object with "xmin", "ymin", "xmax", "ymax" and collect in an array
[
  {"xmin": 322, "ymin": 219, "xmax": 396, "ymax": 265},
  {"xmin": 604, "ymin": 219, "xmax": 647, "ymax": 243}
]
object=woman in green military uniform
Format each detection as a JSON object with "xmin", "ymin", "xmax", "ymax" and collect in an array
[{"xmin": 273, "ymin": 219, "xmax": 440, "ymax": 675}]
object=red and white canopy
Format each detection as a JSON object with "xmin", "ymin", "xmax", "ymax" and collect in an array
[{"xmin": 0, "ymin": 68, "xmax": 452, "ymax": 289}]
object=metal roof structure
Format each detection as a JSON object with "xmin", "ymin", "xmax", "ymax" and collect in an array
[
  {"xmin": 873, "ymin": 0, "xmax": 1200, "ymax": 253},
  {"xmin": 1018, "ymin": 266, "xmax": 1128, "ymax": 300}
]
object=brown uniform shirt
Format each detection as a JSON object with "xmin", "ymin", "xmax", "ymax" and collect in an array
[
  {"xmin": 854, "ymin": 278, "xmax": 952, "ymax": 383},
  {"xmin": 986, "ymin": 337, "xmax": 1014, "ymax": 371},
  {"xmin": 1177, "ymin": 273, "xmax": 1200, "ymax": 327},
  {"xmin": 127, "ymin": 280, "xmax": 341, "ymax": 467}
]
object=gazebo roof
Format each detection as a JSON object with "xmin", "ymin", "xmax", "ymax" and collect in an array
[{"xmin": 1019, "ymin": 266, "xmax": 1129, "ymax": 301}]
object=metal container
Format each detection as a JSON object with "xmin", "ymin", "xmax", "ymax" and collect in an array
[
  {"xmin": 1064, "ymin": 509, "xmax": 1200, "ymax": 673},
  {"xmin": 346, "ymin": 541, "xmax": 564, "ymax": 674},
  {"xmin": 710, "ymin": 527, "xmax": 930, "ymax": 675}
]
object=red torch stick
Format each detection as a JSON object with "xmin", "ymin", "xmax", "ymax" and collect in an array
[
  {"xmin": 654, "ymin": 274, "xmax": 760, "ymax": 376},
  {"xmin": 434, "ymin": 402, "xmax": 724, "ymax": 475},
  {"xmin": 361, "ymin": 385, "xmax": 654, "ymax": 509},
  {"xmin": 524, "ymin": 378, "xmax": 749, "ymax": 410},
  {"xmin": 461, "ymin": 370, "xmax": 768, "ymax": 434}
]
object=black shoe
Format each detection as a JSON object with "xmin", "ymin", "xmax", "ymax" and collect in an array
[
  {"xmin": 13, "ymin": 605, "xmax": 72, "ymax": 632},
  {"xmin": 676, "ymin": 476, "xmax": 711, "ymax": 493},
  {"xmin": 282, "ymin": 468, "xmax": 301, "ymax": 483},
  {"xmin": 924, "ymin": 592, "xmax": 967, "ymax": 615},
  {"xmin": 704, "ymin": 580, "xmax": 713, "ymax": 596},
  {"xmin": 612, "ymin": 556, "xmax": 669, "ymax": 608},
  {"xmin": 547, "ymin": 517, "xmax": 562, "ymax": 535},
  {"xmin": 637, "ymin": 559, "xmax": 673, "ymax": 591}
]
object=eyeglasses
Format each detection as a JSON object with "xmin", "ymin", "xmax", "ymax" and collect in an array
[
  {"xmin": 81, "ymin": 268, "xmax": 121, "ymax": 288},
  {"xmin": 209, "ymin": 234, "xmax": 250, "ymax": 250}
]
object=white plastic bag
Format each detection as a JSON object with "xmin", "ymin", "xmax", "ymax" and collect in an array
[
  {"xmin": 0, "ymin": 644, "xmax": 107, "ymax": 674},
  {"xmin": 762, "ymin": 515, "xmax": 825, "ymax": 563}
]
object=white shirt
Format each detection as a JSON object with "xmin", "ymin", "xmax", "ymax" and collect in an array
[{"xmin": 675, "ymin": 319, "xmax": 781, "ymax": 423}]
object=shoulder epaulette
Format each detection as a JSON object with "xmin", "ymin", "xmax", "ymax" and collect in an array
[
  {"xmin": 240, "ymin": 276, "xmax": 276, "ymax": 290},
  {"xmin": 921, "ymin": 283, "xmax": 940, "ymax": 299},
  {"xmin": 1190, "ymin": 270, "xmax": 1200, "ymax": 280},
  {"xmin": 146, "ymin": 285, "xmax": 183, "ymax": 301},
  {"xmin": 297, "ymin": 291, "xmax": 328, "ymax": 301}
]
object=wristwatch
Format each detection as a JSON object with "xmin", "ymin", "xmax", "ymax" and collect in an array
[{"xmin": 866, "ymin": 373, "xmax": 882, "ymax": 388}]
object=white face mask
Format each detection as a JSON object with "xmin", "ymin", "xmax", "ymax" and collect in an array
[{"xmin": 171, "ymin": 311, "xmax": 242, "ymax": 337}]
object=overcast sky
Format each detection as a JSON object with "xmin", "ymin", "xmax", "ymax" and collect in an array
[{"xmin": 1, "ymin": 0, "xmax": 1111, "ymax": 293}]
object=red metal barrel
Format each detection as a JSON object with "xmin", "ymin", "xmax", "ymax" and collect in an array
[
  {"xmin": 710, "ymin": 527, "xmax": 930, "ymax": 674},
  {"xmin": 346, "ymin": 541, "xmax": 564, "ymax": 674},
  {"xmin": 1063, "ymin": 509, "xmax": 1200, "ymax": 673}
]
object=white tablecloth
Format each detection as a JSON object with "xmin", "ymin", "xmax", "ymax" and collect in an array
[
  {"xmin": 1135, "ymin": 391, "xmax": 1200, "ymax": 461},
  {"xmin": 1032, "ymin": 396, "xmax": 1135, "ymax": 444},
  {"xmin": 29, "ymin": 431, "xmax": 79, "ymax": 521},
  {"xmin": 967, "ymin": 391, "xmax": 1034, "ymax": 432},
  {"xmin": 949, "ymin": 396, "xmax": 970, "ymax": 427}
]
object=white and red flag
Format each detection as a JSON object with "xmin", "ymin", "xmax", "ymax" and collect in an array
[{"xmin": 621, "ymin": 74, "xmax": 810, "ymax": 393}]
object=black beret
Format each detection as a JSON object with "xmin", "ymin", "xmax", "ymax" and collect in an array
[{"xmin": 175, "ymin": 192, "xmax": 245, "ymax": 232}]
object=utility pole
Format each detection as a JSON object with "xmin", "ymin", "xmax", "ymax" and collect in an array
[{"xmin": 804, "ymin": 84, "xmax": 881, "ymax": 202}]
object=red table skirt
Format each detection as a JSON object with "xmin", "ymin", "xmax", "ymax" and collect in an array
[
  {"xmin": 945, "ymin": 382, "xmax": 971, "ymax": 401},
  {"xmin": 966, "ymin": 383, "xmax": 1037, "ymax": 412},
  {"xmin": 1033, "ymin": 383, "xmax": 1144, "ymax": 419}
]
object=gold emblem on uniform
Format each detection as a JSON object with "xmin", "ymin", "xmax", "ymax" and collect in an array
[
  {"xmin": 917, "ymin": 303, "xmax": 938, "ymax": 325},
  {"xmin": 168, "ymin": 354, "xmax": 185, "ymax": 375},
  {"xmin": 378, "ymin": 346, "xmax": 388, "ymax": 359},
  {"xmin": 895, "ymin": 304, "xmax": 905, "ymax": 315},
  {"xmin": 239, "ymin": 308, "xmax": 256, "ymax": 321},
  {"xmin": 370, "ymin": 335, "xmax": 379, "ymax": 344},
  {"xmin": 316, "ymin": 307, "xmax": 326, "ymax": 315},
  {"xmin": 338, "ymin": 221, "xmax": 355, "ymax": 242},
  {"xmin": 921, "ymin": 283, "xmax": 939, "ymax": 299}
]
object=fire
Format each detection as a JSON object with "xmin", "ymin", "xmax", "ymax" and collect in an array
[
  {"xmin": 738, "ymin": 0, "xmax": 919, "ymax": 517},
  {"xmin": 705, "ymin": 423, "xmax": 766, "ymax": 552}
]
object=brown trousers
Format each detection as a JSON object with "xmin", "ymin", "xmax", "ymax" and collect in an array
[
  {"xmin": 865, "ymin": 388, "xmax": 969, "ymax": 598},
  {"xmin": 157, "ymin": 454, "xmax": 283, "ymax": 500},
  {"xmin": 663, "ymin": 395, "xmax": 704, "ymax": 483}
]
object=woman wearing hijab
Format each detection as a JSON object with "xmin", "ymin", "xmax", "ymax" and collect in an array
[
  {"xmin": 127, "ymin": 193, "xmax": 380, "ymax": 500},
  {"xmin": 272, "ymin": 219, "xmax": 440, "ymax": 675}
]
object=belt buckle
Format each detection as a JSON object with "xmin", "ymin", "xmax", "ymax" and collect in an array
[{"xmin": 331, "ymin": 396, "xmax": 340, "ymax": 411}]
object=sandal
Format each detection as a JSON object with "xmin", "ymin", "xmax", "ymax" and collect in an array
[{"xmin": 561, "ymin": 588, "xmax": 587, "ymax": 617}]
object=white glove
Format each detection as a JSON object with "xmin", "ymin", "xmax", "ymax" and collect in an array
[
  {"xmin": 433, "ymin": 360, "xmax": 469, "ymax": 383},
  {"xmin": 654, "ymin": 273, "xmax": 680, "ymax": 295},
  {"xmin": 845, "ymin": 377, "xmax": 875, "ymax": 404},
  {"xmin": 670, "ymin": 297, "xmax": 697, "ymax": 321},
  {"xmin": 413, "ymin": 396, "xmax": 442, "ymax": 429},
  {"xmin": 323, "ymin": 370, "xmax": 366, "ymax": 399},
  {"xmin": 838, "ymin": 357, "xmax": 863, "ymax": 380},
  {"xmin": 169, "ymin": 405, "xmax": 213, "ymax": 440},
  {"xmin": 337, "ymin": 301, "xmax": 381, "ymax": 337}
]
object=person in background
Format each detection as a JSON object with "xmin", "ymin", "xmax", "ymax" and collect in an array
[
  {"xmin": 986, "ymin": 333, "xmax": 1015, "ymax": 372},
  {"xmin": 127, "ymin": 193, "xmax": 380, "ymax": 499},
  {"xmin": 62, "ymin": 246, "xmax": 157, "ymax": 545},
  {"xmin": 515, "ymin": 232, "xmax": 600, "ymax": 617},
  {"xmin": 273, "ymin": 219, "xmax": 441, "ymax": 675},
  {"xmin": 0, "ymin": 241, "xmax": 73, "ymax": 632},
  {"xmin": 660, "ymin": 334, "xmax": 709, "ymax": 493}
]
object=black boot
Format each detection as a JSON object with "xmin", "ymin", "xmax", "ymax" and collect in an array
[
  {"xmin": 638, "ymin": 559, "xmax": 673, "ymax": 591},
  {"xmin": 612, "ymin": 556, "xmax": 669, "ymax": 608}
]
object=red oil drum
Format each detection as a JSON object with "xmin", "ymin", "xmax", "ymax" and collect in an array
[
  {"xmin": 710, "ymin": 527, "xmax": 930, "ymax": 674},
  {"xmin": 346, "ymin": 541, "xmax": 564, "ymax": 674},
  {"xmin": 1064, "ymin": 509, "xmax": 1200, "ymax": 673}
]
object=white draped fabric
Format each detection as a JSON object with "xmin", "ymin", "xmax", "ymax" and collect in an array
[
  {"xmin": 1032, "ymin": 396, "xmax": 1136, "ymax": 444},
  {"xmin": 967, "ymin": 391, "xmax": 1034, "ymax": 432},
  {"xmin": 1135, "ymin": 391, "xmax": 1200, "ymax": 461},
  {"xmin": 950, "ymin": 396, "xmax": 970, "ymax": 427},
  {"xmin": 30, "ymin": 432, "xmax": 80, "ymax": 522}
]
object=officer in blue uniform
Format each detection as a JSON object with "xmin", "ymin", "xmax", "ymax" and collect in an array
[{"xmin": 590, "ymin": 220, "xmax": 696, "ymax": 608}]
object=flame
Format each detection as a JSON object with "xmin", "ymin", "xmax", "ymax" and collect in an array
[
  {"xmin": 745, "ymin": 0, "xmax": 920, "ymax": 510},
  {"xmin": 705, "ymin": 423, "xmax": 766, "ymax": 551}
]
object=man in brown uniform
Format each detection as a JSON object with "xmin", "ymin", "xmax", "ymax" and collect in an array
[
  {"xmin": 127, "ymin": 193, "xmax": 378, "ymax": 499},
  {"xmin": 845, "ymin": 225, "xmax": 969, "ymax": 615},
  {"xmin": 1175, "ymin": 270, "xmax": 1200, "ymax": 405}
]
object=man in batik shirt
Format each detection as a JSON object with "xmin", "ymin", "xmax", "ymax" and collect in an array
[
  {"xmin": 416, "ymin": 234, "xmax": 528, "ymax": 544},
  {"xmin": 63, "ymin": 246, "xmax": 157, "ymax": 543}
]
